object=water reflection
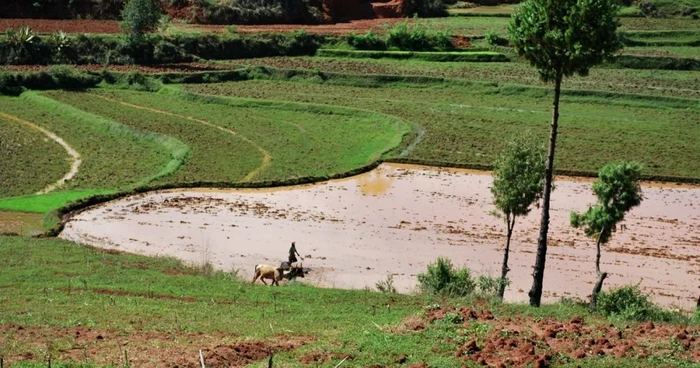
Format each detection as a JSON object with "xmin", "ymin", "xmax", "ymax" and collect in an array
[{"xmin": 355, "ymin": 165, "xmax": 395, "ymax": 196}]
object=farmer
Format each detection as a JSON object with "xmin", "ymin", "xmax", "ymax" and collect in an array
[{"xmin": 288, "ymin": 241, "xmax": 302, "ymax": 265}]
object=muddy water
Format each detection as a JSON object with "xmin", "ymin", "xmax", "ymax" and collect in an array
[{"xmin": 61, "ymin": 164, "xmax": 700, "ymax": 309}]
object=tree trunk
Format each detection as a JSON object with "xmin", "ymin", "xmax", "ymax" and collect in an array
[
  {"xmin": 589, "ymin": 228, "xmax": 607, "ymax": 310},
  {"xmin": 590, "ymin": 272, "xmax": 608, "ymax": 310},
  {"xmin": 498, "ymin": 215, "xmax": 515, "ymax": 300},
  {"xmin": 528, "ymin": 72, "xmax": 562, "ymax": 307}
]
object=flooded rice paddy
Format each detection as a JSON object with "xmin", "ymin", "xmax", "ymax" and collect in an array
[{"xmin": 61, "ymin": 164, "xmax": 700, "ymax": 309}]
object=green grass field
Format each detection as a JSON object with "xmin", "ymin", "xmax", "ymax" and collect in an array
[
  {"xmin": 184, "ymin": 78, "xmax": 700, "ymax": 179},
  {"xmin": 1, "ymin": 236, "xmax": 697, "ymax": 367},
  {"xmin": 0, "ymin": 94, "xmax": 173, "ymax": 200},
  {"xmin": 0, "ymin": 111, "xmax": 69, "ymax": 197},
  {"xmin": 418, "ymin": 16, "xmax": 700, "ymax": 38}
]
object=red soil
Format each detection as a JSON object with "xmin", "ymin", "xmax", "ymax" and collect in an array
[
  {"xmin": 426, "ymin": 306, "xmax": 700, "ymax": 367},
  {"xmin": 0, "ymin": 18, "xmax": 405, "ymax": 35},
  {"xmin": 0, "ymin": 19, "xmax": 121, "ymax": 34},
  {"xmin": 0, "ymin": 323, "xmax": 312, "ymax": 367}
]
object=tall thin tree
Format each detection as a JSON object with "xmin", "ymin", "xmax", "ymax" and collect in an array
[
  {"xmin": 571, "ymin": 161, "xmax": 643, "ymax": 309},
  {"xmin": 508, "ymin": 0, "xmax": 622, "ymax": 306},
  {"xmin": 491, "ymin": 133, "xmax": 546, "ymax": 300}
]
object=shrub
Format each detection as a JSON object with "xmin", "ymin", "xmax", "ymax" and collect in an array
[
  {"xmin": 386, "ymin": 20, "xmax": 454, "ymax": 51},
  {"xmin": 404, "ymin": 0, "xmax": 448, "ymax": 17},
  {"xmin": 46, "ymin": 66, "xmax": 101, "ymax": 90},
  {"xmin": 418, "ymin": 257, "xmax": 476, "ymax": 297},
  {"xmin": 120, "ymin": 0, "xmax": 164, "ymax": 42},
  {"xmin": 375, "ymin": 273, "xmax": 397, "ymax": 293},
  {"xmin": 477, "ymin": 275, "xmax": 508, "ymax": 296},
  {"xmin": 194, "ymin": 0, "xmax": 323, "ymax": 25},
  {"xmin": 597, "ymin": 285, "xmax": 688, "ymax": 323},
  {"xmin": 347, "ymin": 30, "xmax": 387, "ymax": 51},
  {"xmin": 0, "ymin": 72, "xmax": 22, "ymax": 96},
  {"xmin": 485, "ymin": 31, "xmax": 508, "ymax": 47}
]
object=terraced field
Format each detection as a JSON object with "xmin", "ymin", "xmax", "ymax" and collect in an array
[
  {"xmin": 224, "ymin": 57, "xmax": 700, "ymax": 99},
  {"xmin": 0, "ymin": 88, "xmax": 411, "ymax": 218},
  {"xmin": 185, "ymin": 78, "xmax": 700, "ymax": 179}
]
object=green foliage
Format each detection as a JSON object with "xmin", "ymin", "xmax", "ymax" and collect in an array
[
  {"xmin": 386, "ymin": 20, "xmax": 454, "ymax": 51},
  {"xmin": 3, "ymin": 26, "xmax": 40, "ymax": 64},
  {"xmin": 571, "ymin": 161, "xmax": 643, "ymax": 244},
  {"xmin": 404, "ymin": 0, "xmax": 449, "ymax": 17},
  {"xmin": 491, "ymin": 131, "xmax": 546, "ymax": 219},
  {"xmin": 597, "ymin": 285, "xmax": 687, "ymax": 322},
  {"xmin": 485, "ymin": 31, "xmax": 509, "ymax": 47},
  {"xmin": 0, "ymin": 32, "xmax": 325, "ymax": 66},
  {"xmin": 508, "ymin": 0, "xmax": 623, "ymax": 82},
  {"xmin": 476, "ymin": 274, "xmax": 509, "ymax": 296},
  {"xmin": 347, "ymin": 30, "xmax": 387, "ymax": 51},
  {"xmin": 376, "ymin": 273, "xmax": 398, "ymax": 293},
  {"xmin": 193, "ymin": 0, "xmax": 324, "ymax": 25},
  {"xmin": 120, "ymin": 0, "xmax": 164, "ymax": 42},
  {"xmin": 417, "ymin": 257, "xmax": 476, "ymax": 297}
]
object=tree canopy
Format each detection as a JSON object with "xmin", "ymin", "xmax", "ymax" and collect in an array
[
  {"xmin": 508, "ymin": 0, "xmax": 622, "ymax": 82},
  {"xmin": 120, "ymin": 0, "xmax": 163, "ymax": 41},
  {"xmin": 492, "ymin": 132, "xmax": 546, "ymax": 219},
  {"xmin": 571, "ymin": 161, "xmax": 644, "ymax": 242}
]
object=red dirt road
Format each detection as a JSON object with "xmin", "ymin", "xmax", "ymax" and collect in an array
[
  {"xmin": 61, "ymin": 163, "xmax": 700, "ymax": 310},
  {"xmin": 0, "ymin": 18, "xmax": 404, "ymax": 35}
]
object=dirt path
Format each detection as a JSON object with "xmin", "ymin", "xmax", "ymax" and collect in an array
[
  {"xmin": 89, "ymin": 93, "xmax": 271, "ymax": 182},
  {"xmin": 0, "ymin": 112, "xmax": 81, "ymax": 194},
  {"xmin": 60, "ymin": 163, "xmax": 700, "ymax": 310}
]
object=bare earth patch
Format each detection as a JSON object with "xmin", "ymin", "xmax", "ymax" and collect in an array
[
  {"xmin": 0, "ymin": 323, "xmax": 311, "ymax": 367},
  {"xmin": 426, "ymin": 306, "xmax": 700, "ymax": 367},
  {"xmin": 61, "ymin": 163, "xmax": 700, "ymax": 310}
]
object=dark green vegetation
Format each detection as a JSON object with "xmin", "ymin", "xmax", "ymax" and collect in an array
[
  {"xmin": 318, "ymin": 49, "xmax": 509, "ymax": 62},
  {"xmin": 0, "ymin": 31, "xmax": 325, "ymax": 65}
]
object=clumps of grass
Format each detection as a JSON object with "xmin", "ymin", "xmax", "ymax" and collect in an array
[
  {"xmin": 598, "ymin": 285, "xmax": 693, "ymax": 323},
  {"xmin": 376, "ymin": 273, "xmax": 397, "ymax": 293},
  {"xmin": 347, "ymin": 30, "xmax": 386, "ymax": 50},
  {"xmin": 346, "ymin": 19, "xmax": 454, "ymax": 52},
  {"xmin": 386, "ymin": 19, "xmax": 454, "ymax": 51},
  {"xmin": 417, "ymin": 257, "xmax": 475, "ymax": 297},
  {"xmin": 417, "ymin": 257, "xmax": 510, "ymax": 298}
]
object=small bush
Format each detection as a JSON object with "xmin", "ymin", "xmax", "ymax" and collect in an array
[
  {"xmin": 375, "ymin": 273, "xmax": 397, "ymax": 293},
  {"xmin": 597, "ymin": 285, "xmax": 688, "ymax": 323},
  {"xmin": 0, "ymin": 72, "xmax": 22, "ymax": 96},
  {"xmin": 404, "ymin": 0, "xmax": 448, "ymax": 17},
  {"xmin": 417, "ymin": 257, "xmax": 476, "ymax": 297},
  {"xmin": 47, "ymin": 66, "xmax": 101, "ymax": 90},
  {"xmin": 485, "ymin": 31, "xmax": 509, "ymax": 47},
  {"xmin": 477, "ymin": 275, "xmax": 508, "ymax": 296},
  {"xmin": 347, "ymin": 30, "xmax": 387, "ymax": 51}
]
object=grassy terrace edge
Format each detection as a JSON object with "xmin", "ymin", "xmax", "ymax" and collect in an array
[{"xmin": 317, "ymin": 49, "xmax": 511, "ymax": 62}]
